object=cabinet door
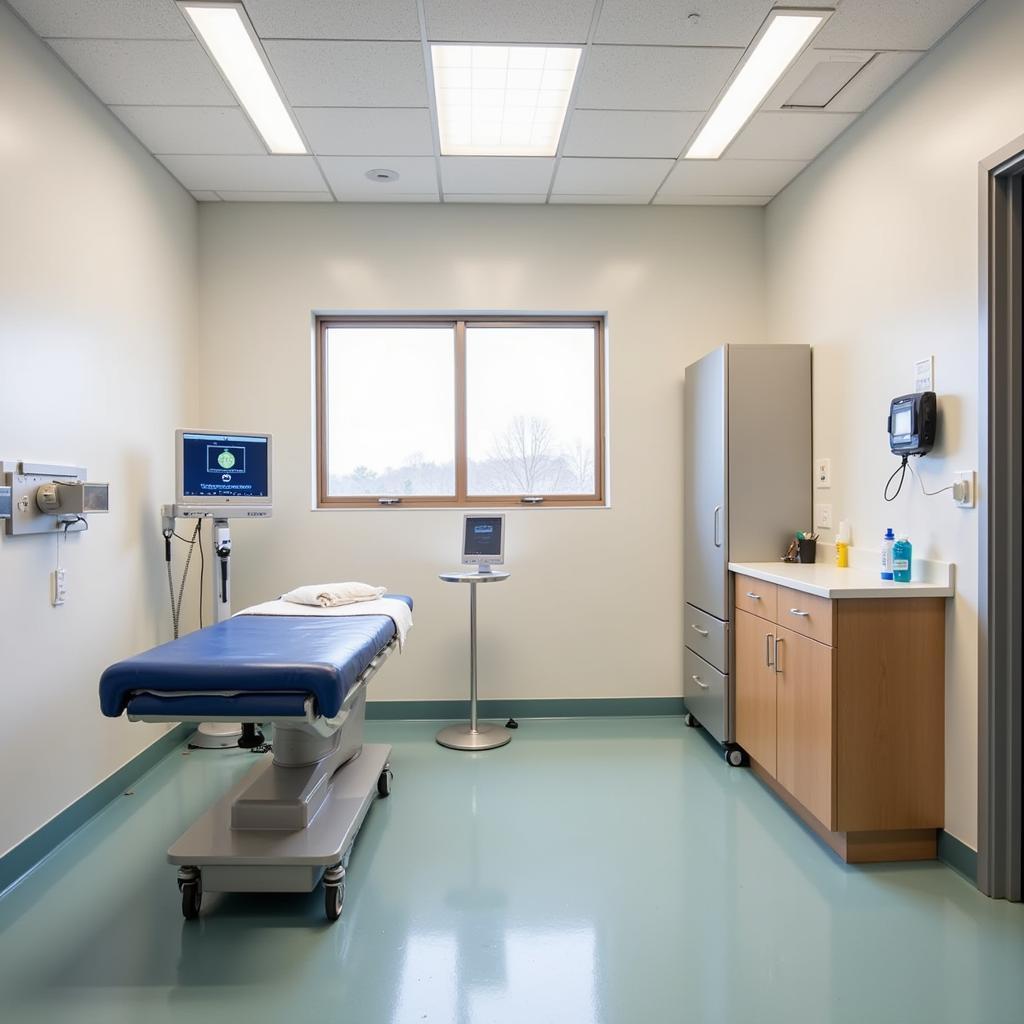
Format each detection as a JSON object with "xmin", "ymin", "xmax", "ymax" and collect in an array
[
  {"xmin": 734, "ymin": 609, "xmax": 777, "ymax": 775},
  {"xmin": 775, "ymin": 625, "xmax": 834, "ymax": 830}
]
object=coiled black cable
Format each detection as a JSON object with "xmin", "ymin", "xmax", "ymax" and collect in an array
[{"xmin": 884, "ymin": 455, "xmax": 909, "ymax": 502}]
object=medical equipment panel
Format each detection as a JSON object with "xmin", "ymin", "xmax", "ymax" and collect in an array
[
  {"xmin": 887, "ymin": 391, "xmax": 936, "ymax": 456},
  {"xmin": 175, "ymin": 429, "xmax": 272, "ymax": 514},
  {"xmin": 1, "ymin": 461, "xmax": 108, "ymax": 535},
  {"xmin": 462, "ymin": 513, "xmax": 504, "ymax": 571}
]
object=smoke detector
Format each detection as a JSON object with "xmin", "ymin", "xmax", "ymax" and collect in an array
[{"xmin": 365, "ymin": 168, "xmax": 400, "ymax": 183}]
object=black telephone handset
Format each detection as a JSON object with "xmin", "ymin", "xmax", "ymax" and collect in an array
[{"xmin": 888, "ymin": 391, "xmax": 936, "ymax": 457}]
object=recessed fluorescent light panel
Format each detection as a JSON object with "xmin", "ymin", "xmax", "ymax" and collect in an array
[
  {"xmin": 685, "ymin": 8, "xmax": 830, "ymax": 160},
  {"xmin": 431, "ymin": 45, "xmax": 582, "ymax": 157},
  {"xmin": 179, "ymin": 2, "xmax": 305, "ymax": 154}
]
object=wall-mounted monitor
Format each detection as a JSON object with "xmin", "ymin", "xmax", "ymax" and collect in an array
[{"xmin": 175, "ymin": 430, "xmax": 272, "ymax": 516}]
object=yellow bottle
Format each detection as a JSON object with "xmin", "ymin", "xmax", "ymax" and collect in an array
[{"xmin": 835, "ymin": 520, "xmax": 850, "ymax": 568}]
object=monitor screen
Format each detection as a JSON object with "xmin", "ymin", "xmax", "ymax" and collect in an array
[
  {"xmin": 463, "ymin": 515, "xmax": 504, "ymax": 561},
  {"xmin": 891, "ymin": 405, "xmax": 913, "ymax": 437},
  {"xmin": 178, "ymin": 431, "xmax": 271, "ymax": 503}
]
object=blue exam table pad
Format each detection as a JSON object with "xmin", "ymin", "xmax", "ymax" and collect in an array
[{"xmin": 99, "ymin": 596, "xmax": 413, "ymax": 720}]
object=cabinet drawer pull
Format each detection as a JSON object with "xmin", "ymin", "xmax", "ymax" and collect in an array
[
  {"xmin": 765, "ymin": 633, "xmax": 774, "ymax": 668},
  {"xmin": 774, "ymin": 636, "xmax": 783, "ymax": 671},
  {"xmin": 691, "ymin": 674, "xmax": 710, "ymax": 690},
  {"xmin": 690, "ymin": 624, "xmax": 709, "ymax": 637},
  {"xmin": 745, "ymin": 591, "xmax": 762, "ymax": 600},
  {"xmin": 789, "ymin": 608, "xmax": 810, "ymax": 617}
]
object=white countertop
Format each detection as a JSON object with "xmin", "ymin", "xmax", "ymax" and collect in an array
[{"xmin": 729, "ymin": 560, "xmax": 955, "ymax": 599}]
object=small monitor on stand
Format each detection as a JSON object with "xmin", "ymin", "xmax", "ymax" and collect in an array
[{"xmin": 462, "ymin": 514, "xmax": 504, "ymax": 574}]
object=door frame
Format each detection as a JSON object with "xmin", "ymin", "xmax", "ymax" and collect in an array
[{"xmin": 977, "ymin": 136, "xmax": 1024, "ymax": 900}]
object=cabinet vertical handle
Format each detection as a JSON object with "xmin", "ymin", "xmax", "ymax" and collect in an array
[
  {"xmin": 774, "ymin": 636, "xmax": 783, "ymax": 672},
  {"xmin": 765, "ymin": 633, "xmax": 774, "ymax": 668},
  {"xmin": 713, "ymin": 505, "xmax": 722, "ymax": 547}
]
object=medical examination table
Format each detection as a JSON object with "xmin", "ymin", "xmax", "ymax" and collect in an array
[{"xmin": 99, "ymin": 597, "xmax": 412, "ymax": 922}]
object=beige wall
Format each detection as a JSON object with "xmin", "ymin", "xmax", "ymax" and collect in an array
[
  {"xmin": 765, "ymin": 0, "xmax": 1024, "ymax": 849},
  {"xmin": 197, "ymin": 202, "xmax": 766, "ymax": 706},
  {"xmin": 0, "ymin": 3, "xmax": 198, "ymax": 856}
]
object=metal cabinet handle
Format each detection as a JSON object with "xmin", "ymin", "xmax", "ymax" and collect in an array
[
  {"xmin": 690, "ymin": 624, "xmax": 709, "ymax": 637},
  {"xmin": 765, "ymin": 633, "xmax": 774, "ymax": 668},
  {"xmin": 713, "ymin": 505, "xmax": 722, "ymax": 547},
  {"xmin": 746, "ymin": 591, "xmax": 762, "ymax": 600},
  {"xmin": 789, "ymin": 608, "xmax": 810, "ymax": 617},
  {"xmin": 774, "ymin": 637, "xmax": 783, "ymax": 671},
  {"xmin": 691, "ymin": 674, "xmax": 710, "ymax": 690}
]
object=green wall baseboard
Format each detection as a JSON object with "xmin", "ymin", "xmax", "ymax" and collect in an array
[
  {"xmin": 0, "ymin": 724, "xmax": 194, "ymax": 898},
  {"xmin": 938, "ymin": 830, "xmax": 978, "ymax": 883},
  {"xmin": 367, "ymin": 697, "xmax": 686, "ymax": 721}
]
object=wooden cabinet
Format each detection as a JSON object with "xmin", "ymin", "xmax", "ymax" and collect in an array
[{"xmin": 733, "ymin": 573, "xmax": 945, "ymax": 863}]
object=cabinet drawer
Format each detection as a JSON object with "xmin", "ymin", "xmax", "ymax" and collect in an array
[
  {"xmin": 777, "ymin": 586, "xmax": 834, "ymax": 646},
  {"xmin": 684, "ymin": 604, "xmax": 728, "ymax": 674},
  {"xmin": 735, "ymin": 576, "xmax": 777, "ymax": 621},
  {"xmin": 684, "ymin": 648, "xmax": 728, "ymax": 746}
]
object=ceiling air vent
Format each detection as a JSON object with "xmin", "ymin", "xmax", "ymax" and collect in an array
[{"xmin": 782, "ymin": 54, "xmax": 875, "ymax": 109}]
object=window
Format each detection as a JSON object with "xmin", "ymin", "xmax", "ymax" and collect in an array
[{"xmin": 316, "ymin": 316, "xmax": 605, "ymax": 507}]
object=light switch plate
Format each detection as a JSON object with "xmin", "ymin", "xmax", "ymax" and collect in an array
[
  {"xmin": 815, "ymin": 503, "xmax": 833, "ymax": 529},
  {"xmin": 815, "ymin": 458, "xmax": 831, "ymax": 488}
]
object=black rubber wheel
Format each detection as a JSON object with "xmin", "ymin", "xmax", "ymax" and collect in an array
[
  {"xmin": 325, "ymin": 880, "xmax": 345, "ymax": 922},
  {"xmin": 725, "ymin": 747, "xmax": 745, "ymax": 768},
  {"xmin": 683, "ymin": 713, "xmax": 697, "ymax": 728},
  {"xmin": 377, "ymin": 768, "xmax": 392, "ymax": 798},
  {"xmin": 181, "ymin": 879, "xmax": 202, "ymax": 920}
]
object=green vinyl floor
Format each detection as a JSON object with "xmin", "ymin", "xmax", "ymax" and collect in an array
[{"xmin": 0, "ymin": 717, "xmax": 1021, "ymax": 1024}]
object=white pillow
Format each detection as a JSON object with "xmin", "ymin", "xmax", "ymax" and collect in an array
[{"xmin": 281, "ymin": 582, "xmax": 387, "ymax": 608}]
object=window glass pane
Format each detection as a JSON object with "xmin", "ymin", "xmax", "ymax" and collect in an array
[
  {"xmin": 325, "ymin": 326, "xmax": 455, "ymax": 496},
  {"xmin": 466, "ymin": 326, "xmax": 596, "ymax": 495}
]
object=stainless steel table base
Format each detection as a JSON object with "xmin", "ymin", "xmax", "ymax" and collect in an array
[
  {"xmin": 436, "ymin": 722, "xmax": 512, "ymax": 751},
  {"xmin": 436, "ymin": 569, "xmax": 511, "ymax": 752}
]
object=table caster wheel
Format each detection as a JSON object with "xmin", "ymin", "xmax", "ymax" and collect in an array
[
  {"xmin": 377, "ymin": 765, "xmax": 392, "ymax": 798},
  {"xmin": 683, "ymin": 713, "xmax": 697, "ymax": 728},
  {"xmin": 181, "ymin": 878, "xmax": 202, "ymax": 920},
  {"xmin": 725, "ymin": 746, "xmax": 746, "ymax": 768},
  {"xmin": 325, "ymin": 879, "xmax": 345, "ymax": 922}
]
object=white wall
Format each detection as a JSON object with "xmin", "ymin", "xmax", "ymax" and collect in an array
[
  {"xmin": 0, "ymin": 3, "xmax": 198, "ymax": 857},
  {"xmin": 197, "ymin": 202, "xmax": 766, "ymax": 705},
  {"xmin": 765, "ymin": 0, "xmax": 1024, "ymax": 850}
]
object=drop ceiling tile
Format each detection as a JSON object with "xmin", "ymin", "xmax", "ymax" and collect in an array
[
  {"xmin": 577, "ymin": 46, "xmax": 741, "ymax": 111},
  {"xmin": 726, "ymin": 112, "xmax": 856, "ymax": 161},
  {"xmin": 653, "ymin": 194, "xmax": 771, "ymax": 206},
  {"xmin": 8, "ymin": 0, "xmax": 191, "ymax": 39},
  {"xmin": 596, "ymin": 0, "xmax": 772, "ymax": 47},
  {"xmin": 190, "ymin": 191, "xmax": 221, "ymax": 201},
  {"xmin": 424, "ymin": 0, "xmax": 597, "ymax": 43},
  {"xmin": 827, "ymin": 52, "xmax": 924, "ymax": 113},
  {"xmin": 319, "ymin": 155, "xmax": 439, "ymax": 196},
  {"xmin": 216, "ymin": 191, "xmax": 335, "ymax": 201},
  {"xmin": 296, "ymin": 108, "xmax": 434, "ymax": 156},
  {"xmin": 444, "ymin": 195, "xmax": 547, "ymax": 203},
  {"xmin": 334, "ymin": 193, "xmax": 440, "ymax": 203},
  {"xmin": 264, "ymin": 41, "xmax": 428, "ymax": 107},
  {"xmin": 549, "ymin": 194, "xmax": 652, "ymax": 204},
  {"xmin": 552, "ymin": 157, "xmax": 672, "ymax": 196},
  {"xmin": 111, "ymin": 106, "xmax": 264, "ymax": 154},
  {"xmin": 157, "ymin": 154, "xmax": 325, "ymax": 191},
  {"xmin": 49, "ymin": 39, "xmax": 234, "ymax": 106},
  {"xmin": 764, "ymin": 48, "xmax": 871, "ymax": 111},
  {"xmin": 244, "ymin": 0, "xmax": 421, "ymax": 41},
  {"xmin": 658, "ymin": 159, "xmax": 806, "ymax": 198},
  {"xmin": 814, "ymin": 0, "xmax": 980, "ymax": 51},
  {"xmin": 440, "ymin": 157, "xmax": 554, "ymax": 194},
  {"xmin": 563, "ymin": 110, "xmax": 702, "ymax": 158}
]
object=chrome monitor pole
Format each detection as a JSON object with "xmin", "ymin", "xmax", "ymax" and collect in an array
[{"xmin": 436, "ymin": 569, "xmax": 511, "ymax": 751}]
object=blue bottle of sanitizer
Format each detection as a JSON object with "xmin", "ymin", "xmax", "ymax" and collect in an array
[{"xmin": 892, "ymin": 537, "xmax": 913, "ymax": 583}]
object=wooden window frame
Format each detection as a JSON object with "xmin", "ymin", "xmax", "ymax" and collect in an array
[{"xmin": 316, "ymin": 314, "xmax": 606, "ymax": 509}]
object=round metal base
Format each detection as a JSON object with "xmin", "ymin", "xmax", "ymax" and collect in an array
[
  {"xmin": 188, "ymin": 722, "xmax": 243, "ymax": 749},
  {"xmin": 435, "ymin": 722, "xmax": 512, "ymax": 751}
]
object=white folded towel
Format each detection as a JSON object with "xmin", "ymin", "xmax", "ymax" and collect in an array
[
  {"xmin": 281, "ymin": 582, "xmax": 386, "ymax": 608},
  {"xmin": 237, "ymin": 597, "xmax": 413, "ymax": 650}
]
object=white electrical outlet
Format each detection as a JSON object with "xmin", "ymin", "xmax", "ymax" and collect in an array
[
  {"xmin": 953, "ymin": 470, "xmax": 975, "ymax": 508},
  {"xmin": 51, "ymin": 568, "xmax": 67, "ymax": 606},
  {"xmin": 815, "ymin": 458, "xmax": 831, "ymax": 488},
  {"xmin": 815, "ymin": 503, "xmax": 833, "ymax": 530}
]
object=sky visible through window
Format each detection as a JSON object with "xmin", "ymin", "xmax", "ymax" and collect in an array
[{"xmin": 325, "ymin": 323, "xmax": 596, "ymax": 497}]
